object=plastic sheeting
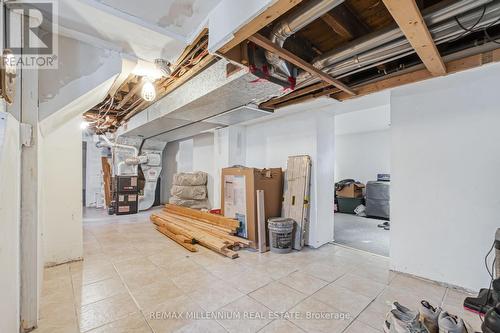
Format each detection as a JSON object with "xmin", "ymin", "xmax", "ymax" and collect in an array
[
  {"xmin": 170, "ymin": 185, "xmax": 207, "ymax": 200},
  {"xmin": 172, "ymin": 171, "xmax": 207, "ymax": 186}
]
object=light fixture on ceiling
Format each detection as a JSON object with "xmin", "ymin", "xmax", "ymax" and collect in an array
[
  {"xmin": 155, "ymin": 59, "xmax": 172, "ymax": 78},
  {"xmin": 80, "ymin": 121, "xmax": 89, "ymax": 130},
  {"xmin": 141, "ymin": 77, "xmax": 156, "ymax": 102}
]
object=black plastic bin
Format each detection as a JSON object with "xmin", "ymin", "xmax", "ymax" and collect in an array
[{"xmin": 337, "ymin": 197, "xmax": 364, "ymax": 214}]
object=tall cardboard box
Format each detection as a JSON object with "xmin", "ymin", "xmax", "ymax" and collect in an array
[{"xmin": 221, "ymin": 167, "xmax": 283, "ymax": 249}]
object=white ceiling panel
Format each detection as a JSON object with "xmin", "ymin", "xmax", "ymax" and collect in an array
[{"xmin": 96, "ymin": 0, "xmax": 223, "ymax": 39}]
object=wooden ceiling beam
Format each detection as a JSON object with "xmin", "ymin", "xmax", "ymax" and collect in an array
[
  {"xmin": 332, "ymin": 48, "xmax": 500, "ymax": 101},
  {"xmin": 248, "ymin": 33, "xmax": 356, "ymax": 96},
  {"xmin": 382, "ymin": 0, "xmax": 446, "ymax": 76},
  {"xmin": 175, "ymin": 28, "xmax": 208, "ymax": 68},
  {"xmin": 261, "ymin": 81, "xmax": 330, "ymax": 109},
  {"xmin": 116, "ymin": 79, "xmax": 144, "ymax": 110},
  {"xmin": 273, "ymin": 86, "xmax": 340, "ymax": 109},
  {"xmin": 321, "ymin": 13, "xmax": 353, "ymax": 40},
  {"xmin": 218, "ymin": 0, "xmax": 305, "ymax": 54}
]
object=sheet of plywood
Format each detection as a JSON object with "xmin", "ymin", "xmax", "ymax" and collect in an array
[
  {"xmin": 256, "ymin": 190, "xmax": 268, "ymax": 253},
  {"xmin": 101, "ymin": 157, "xmax": 112, "ymax": 208},
  {"xmin": 282, "ymin": 155, "xmax": 312, "ymax": 250}
]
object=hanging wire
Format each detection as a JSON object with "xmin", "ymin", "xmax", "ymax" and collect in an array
[
  {"xmin": 448, "ymin": 5, "xmax": 487, "ymax": 43},
  {"xmin": 450, "ymin": 4, "xmax": 500, "ymax": 45}
]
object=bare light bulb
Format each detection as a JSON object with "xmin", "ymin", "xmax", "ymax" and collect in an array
[{"xmin": 141, "ymin": 79, "xmax": 156, "ymax": 102}]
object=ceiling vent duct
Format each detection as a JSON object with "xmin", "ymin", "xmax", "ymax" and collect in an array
[
  {"xmin": 118, "ymin": 60, "xmax": 281, "ymax": 142},
  {"xmin": 264, "ymin": 0, "xmax": 345, "ymax": 82}
]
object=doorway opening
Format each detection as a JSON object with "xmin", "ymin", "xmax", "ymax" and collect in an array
[{"xmin": 333, "ymin": 106, "xmax": 391, "ymax": 257}]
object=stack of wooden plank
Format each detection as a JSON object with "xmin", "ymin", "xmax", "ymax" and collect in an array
[{"xmin": 150, "ymin": 204, "xmax": 251, "ymax": 259}]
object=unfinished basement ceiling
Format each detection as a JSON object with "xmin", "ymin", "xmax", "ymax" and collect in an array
[
  {"xmin": 231, "ymin": 0, "xmax": 500, "ymax": 109},
  {"xmin": 83, "ymin": 0, "xmax": 500, "ymax": 137},
  {"xmin": 84, "ymin": 29, "xmax": 213, "ymax": 133}
]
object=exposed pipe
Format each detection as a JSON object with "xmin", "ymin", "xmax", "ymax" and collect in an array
[
  {"xmin": 265, "ymin": 0, "xmax": 345, "ymax": 78},
  {"xmin": 308, "ymin": 0, "xmax": 494, "ymax": 74},
  {"xmin": 98, "ymin": 135, "xmax": 139, "ymax": 176},
  {"xmin": 99, "ymin": 135, "xmax": 139, "ymax": 157},
  {"xmin": 295, "ymin": 0, "xmax": 500, "ymax": 88}
]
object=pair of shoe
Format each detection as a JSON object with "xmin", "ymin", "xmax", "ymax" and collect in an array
[
  {"xmin": 378, "ymin": 221, "xmax": 390, "ymax": 230},
  {"xmin": 384, "ymin": 300, "xmax": 473, "ymax": 333}
]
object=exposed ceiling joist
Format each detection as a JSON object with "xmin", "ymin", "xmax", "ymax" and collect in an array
[
  {"xmin": 248, "ymin": 33, "xmax": 356, "ymax": 96},
  {"xmin": 261, "ymin": 81, "xmax": 330, "ymax": 109},
  {"xmin": 116, "ymin": 79, "xmax": 144, "ymax": 110},
  {"xmin": 175, "ymin": 28, "xmax": 209, "ymax": 68},
  {"xmin": 321, "ymin": 13, "xmax": 353, "ymax": 40},
  {"xmin": 274, "ymin": 86, "xmax": 340, "ymax": 109},
  {"xmin": 332, "ymin": 48, "xmax": 500, "ymax": 100},
  {"xmin": 382, "ymin": 0, "xmax": 446, "ymax": 76},
  {"xmin": 218, "ymin": 0, "xmax": 305, "ymax": 54}
]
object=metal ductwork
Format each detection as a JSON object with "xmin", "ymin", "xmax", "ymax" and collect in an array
[
  {"xmin": 309, "ymin": 0, "xmax": 493, "ymax": 74},
  {"xmin": 298, "ymin": 0, "xmax": 496, "ymax": 84},
  {"xmin": 264, "ymin": 0, "xmax": 345, "ymax": 80},
  {"xmin": 118, "ymin": 59, "xmax": 281, "ymax": 142},
  {"xmin": 260, "ymin": 0, "xmax": 496, "ymax": 89},
  {"xmin": 319, "ymin": 0, "xmax": 500, "ymax": 81},
  {"xmin": 138, "ymin": 140, "xmax": 166, "ymax": 211}
]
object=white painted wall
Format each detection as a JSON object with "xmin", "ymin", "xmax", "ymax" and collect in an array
[
  {"xmin": 0, "ymin": 112, "xmax": 21, "ymax": 333},
  {"xmin": 334, "ymin": 104, "xmax": 391, "ymax": 184},
  {"xmin": 335, "ymin": 105, "xmax": 391, "ymax": 136},
  {"xmin": 212, "ymin": 126, "xmax": 247, "ymax": 209},
  {"xmin": 390, "ymin": 62, "xmax": 500, "ymax": 291},
  {"xmin": 245, "ymin": 108, "xmax": 336, "ymax": 247},
  {"xmin": 193, "ymin": 133, "xmax": 216, "ymax": 208},
  {"xmin": 335, "ymin": 129, "xmax": 391, "ymax": 185},
  {"xmin": 38, "ymin": 34, "xmax": 124, "ymax": 136},
  {"xmin": 39, "ymin": 116, "xmax": 83, "ymax": 266},
  {"xmin": 208, "ymin": 0, "xmax": 274, "ymax": 52}
]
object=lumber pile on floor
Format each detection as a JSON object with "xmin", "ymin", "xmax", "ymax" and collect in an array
[{"xmin": 151, "ymin": 204, "xmax": 250, "ymax": 259}]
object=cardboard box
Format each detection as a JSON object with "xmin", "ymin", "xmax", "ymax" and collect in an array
[
  {"xmin": 221, "ymin": 167, "xmax": 283, "ymax": 249},
  {"xmin": 336, "ymin": 183, "xmax": 365, "ymax": 198}
]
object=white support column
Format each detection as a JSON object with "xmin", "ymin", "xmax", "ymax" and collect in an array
[
  {"xmin": 20, "ymin": 67, "xmax": 39, "ymax": 332},
  {"xmin": 213, "ymin": 126, "xmax": 246, "ymax": 208},
  {"xmin": 8, "ymin": 9, "xmax": 41, "ymax": 331},
  {"xmin": 309, "ymin": 109, "xmax": 336, "ymax": 247}
]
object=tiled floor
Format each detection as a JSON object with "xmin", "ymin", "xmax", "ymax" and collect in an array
[{"xmin": 34, "ymin": 209, "xmax": 482, "ymax": 333}]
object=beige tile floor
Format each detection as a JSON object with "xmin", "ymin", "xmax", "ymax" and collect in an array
[{"xmin": 34, "ymin": 209, "xmax": 483, "ymax": 333}]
